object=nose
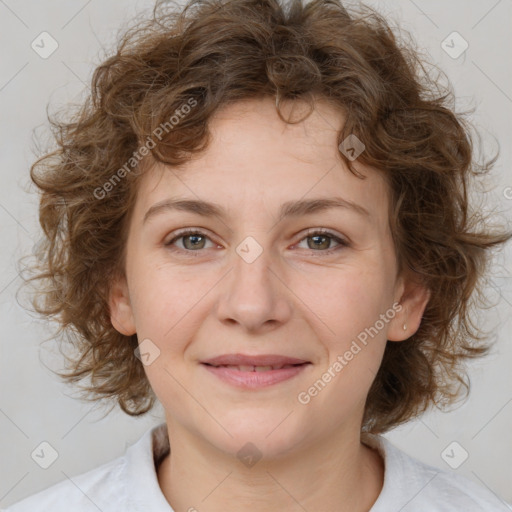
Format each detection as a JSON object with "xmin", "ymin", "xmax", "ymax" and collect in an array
[{"xmin": 214, "ymin": 237, "xmax": 293, "ymax": 334}]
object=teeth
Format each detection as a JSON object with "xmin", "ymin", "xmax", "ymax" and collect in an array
[
  {"xmin": 238, "ymin": 365, "xmax": 255, "ymax": 372},
  {"xmin": 254, "ymin": 365, "xmax": 274, "ymax": 372},
  {"xmin": 216, "ymin": 364, "xmax": 299, "ymax": 371}
]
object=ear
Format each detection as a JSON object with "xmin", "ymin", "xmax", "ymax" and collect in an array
[
  {"xmin": 387, "ymin": 270, "xmax": 430, "ymax": 342},
  {"xmin": 108, "ymin": 273, "xmax": 137, "ymax": 336}
]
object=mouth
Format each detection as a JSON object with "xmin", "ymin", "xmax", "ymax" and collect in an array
[
  {"xmin": 202, "ymin": 363, "xmax": 305, "ymax": 371},
  {"xmin": 200, "ymin": 354, "xmax": 312, "ymax": 389}
]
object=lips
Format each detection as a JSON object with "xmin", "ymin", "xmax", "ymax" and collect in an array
[
  {"xmin": 210, "ymin": 364, "xmax": 299, "ymax": 372},
  {"xmin": 200, "ymin": 354, "xmax": 311, "ymax": 389},
  {"xmin": 201, "ymin": 353, "xmax": 310, "ymax": 369}
]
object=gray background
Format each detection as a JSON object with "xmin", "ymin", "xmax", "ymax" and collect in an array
[{"xmin": 0, "ymin": 0, "xmax": 511, "ymax": 508}]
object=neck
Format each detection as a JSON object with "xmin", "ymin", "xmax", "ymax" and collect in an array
[{"xmin": 157, "ymin": 422, "xmax": 384, "ymax": 512}]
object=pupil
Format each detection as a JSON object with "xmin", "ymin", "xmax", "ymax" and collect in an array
[
  {"xmin": 185, "ymin": 235, "xmax": 204, "ymax": 249},
  {"xmin": 182, "ymin": 234, "xmax": 331, "ymax": 251},
  {"xmin": 309, "ymin": 235, "xmax": 329, "ymax": 250}
]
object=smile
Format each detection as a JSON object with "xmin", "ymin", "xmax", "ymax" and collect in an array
[
  {"xmin": 206, "ymin": 364, "xmax": 300, "ymax": 371},
  {"xmin": 201, "ymin": 362, "xmax": 311, "ymax": 389}
]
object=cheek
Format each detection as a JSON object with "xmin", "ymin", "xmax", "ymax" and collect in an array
[
  {"xmin": 128, "ymin": 260, "xmax": 207, "ymax": 337},
  {"xmin": 295, "ymin": 264, "xmax": 392, "ymax": 340},
  {"xmin": 130, "ymin": 267, "xmax": 205, "ymax": 411}
]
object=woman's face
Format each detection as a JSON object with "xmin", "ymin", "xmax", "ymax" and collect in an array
[{"xmin": 110, "ymin": 97, "xmax": 427, "ymax": 458}]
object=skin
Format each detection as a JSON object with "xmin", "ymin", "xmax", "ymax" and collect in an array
[{"xmin": 109, "ymin": 96, "xmax": 430, "ymax": 512}]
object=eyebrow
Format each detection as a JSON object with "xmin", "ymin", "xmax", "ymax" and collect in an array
[{"xmin": 143, "ymin": 196, "xmax": 371, "ymax": 225}]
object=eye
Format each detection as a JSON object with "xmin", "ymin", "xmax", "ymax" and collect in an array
[
  {"xmin": 164, "ymin": 228, "xmax": 216, "ymax": 254},
  {"xmin": 164, "ymin": 227, "xmax": 349, "ymax": 256},
  {"xmin": 295, "ymin": 228, "xmax": 349, "ymax": 254}
]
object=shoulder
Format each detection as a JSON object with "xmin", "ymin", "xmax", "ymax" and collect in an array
[
  {"xmin": 2, "ymin": 423, "xmax": 170, "ymax": 512},
  {"xmin": 1, "ymin": 453, "xmax": 127, "ymax": 512},
  {"xmin": 364, "ymin": 433, "xmax": 511, "ymax": 512}
]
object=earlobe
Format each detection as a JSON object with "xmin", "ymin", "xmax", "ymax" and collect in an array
[
  {"xmin": 108, "ymin": 274, "xmax": 137, "ymax": 336},
  {"xmin": 388, "ymin": 273, "xmax": 431, "ymax": 342}
]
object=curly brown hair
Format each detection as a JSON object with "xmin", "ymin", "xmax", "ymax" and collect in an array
[{"xmin": 21, "ymin": 0, "xmax": 511, "ymax": 433}]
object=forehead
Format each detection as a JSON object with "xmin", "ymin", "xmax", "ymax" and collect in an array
[{"xmin": 134, "ymin": 97, "xmax": 390, "ymax": 226}]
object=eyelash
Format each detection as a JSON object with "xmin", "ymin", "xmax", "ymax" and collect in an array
[{"xmin": 164, "ymin": 227, "xmax": 349, "ymax": 257}]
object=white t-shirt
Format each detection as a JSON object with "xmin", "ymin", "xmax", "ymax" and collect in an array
[{"xmin": 2, "ymin": 422, "xmax": 510, "ymax": 511}]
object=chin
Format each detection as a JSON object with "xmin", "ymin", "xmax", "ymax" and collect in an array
[{"xmin": 203, "ymin": 412, "xmax": 309, "ymax": 462}]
